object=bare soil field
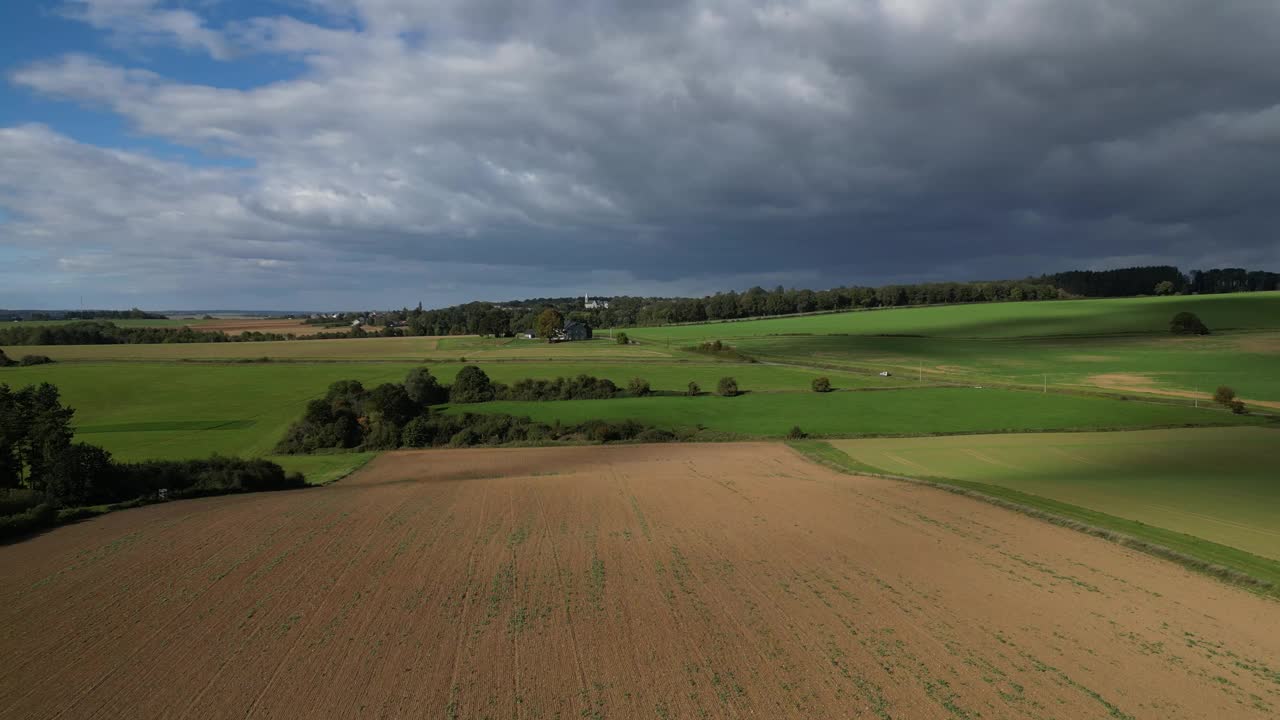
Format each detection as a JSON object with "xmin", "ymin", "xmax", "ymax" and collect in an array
[{"xmin": 2, "ymin": 443, "xmax": 1277, "ymax": 719}]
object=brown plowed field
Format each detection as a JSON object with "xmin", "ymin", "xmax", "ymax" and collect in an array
[
  {"xmin": 2, "ymin": 443, "xmax": 1277, "ymax": 719},
  {"xmin": 190, "ymin": 318, "xmax": 368, "ymax": 336}
]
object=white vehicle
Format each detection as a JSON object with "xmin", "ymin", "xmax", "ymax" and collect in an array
[{"xmin": 879, "ymin": 371, "xmax": 892, "ymax": 377}]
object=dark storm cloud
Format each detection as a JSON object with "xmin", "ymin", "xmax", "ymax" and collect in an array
[{"xmin": 3, "ymin": 0, "xmax": 1279, "ymax": 307}]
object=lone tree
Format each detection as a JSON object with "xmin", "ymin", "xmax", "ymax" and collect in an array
[
  {"xmin": 717, "ymin": 377, "xmax": 739, "ymax": 397},
  {"xmin": 615, "ymin": 332, "xmax": 629, "ymax": 345},
  {"xmin": 628, "ymin": 377, "xmax": 652, "ymax": 397},
  {"xmin": 535, "ymin": 308, "xmax": 565, "ymax": 342},
  {"xmin": 1154, "ymin": 280, "xmax": 1175, "ymax": 296},
  {"xmin": 450, "ymin": 365, "xmax": 495, "ymax": 403},
  {"xmin": 1169, "ymin": 311, "xmax": 1209, "ymax": 335},
  {"xmin": 811, "ymin": 376, "xmax": 832, "ymax": 393},
  {"xmin": 1213, "ymin": 385, "xmax": 1247, "ymax": 414},
  {"xmin": 686, "ymin": 381, "xmax": 700, "ymax": 397}
]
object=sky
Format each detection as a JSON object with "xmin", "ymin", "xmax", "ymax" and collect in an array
[{"xmin": 1, "ymin": 1, "xmax": 1279, "ymax": 311}]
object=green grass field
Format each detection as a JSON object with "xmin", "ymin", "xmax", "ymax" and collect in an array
[
  {"xmin": 13, "ymin": 335, "xmax": 677, "ymax": 362},
  {"xmin": 446, "ymin": 387, "xmax": 1259, "ymax": 438},
  {"xmin": 828, "ymin": 428, "xmax": 1280, "ymax": 561},
  {"xmin": 612, "ymin": 294, "xmax": 1280, "ymax": 407},
  {"xmin": 0, "ymin": 359, "xmax": 884, "ymax": 462},
  {"xmin": 723, "ymin": 332, "xmax": 1280, "ymax": 404},
  {"xmin": 623, "ymin": 292, "xmax": 1280, "ymax": 341}
]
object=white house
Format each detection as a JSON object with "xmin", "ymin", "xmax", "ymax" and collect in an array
[{"xmin": 584, "ymin": 294, "xmax": 610, "ymax": 309}]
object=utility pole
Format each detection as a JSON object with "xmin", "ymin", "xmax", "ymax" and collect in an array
[
  {"xmin": 918, "ymin": 360, "xmax": 922, "ymax": 383},
  {"xmin": 1043, "ymin": 374, "xmax": 1048, "ymax": 393}
]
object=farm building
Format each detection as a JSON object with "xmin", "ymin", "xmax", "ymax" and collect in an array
[{"xmin": 554, "ymin": 321, "xmax": 593, "ymax": 342}]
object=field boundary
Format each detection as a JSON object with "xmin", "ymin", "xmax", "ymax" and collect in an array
[{"xmin": 788, "ymin": 440, "xmax": 1280, "ymax": 598}]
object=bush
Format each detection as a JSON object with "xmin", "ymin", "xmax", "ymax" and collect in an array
[
  {"xmin": 0, "ymin": 489, "xmax": 42, "ymax": 516},
  {"xmin": 0, "ymin": 348, "xmax": 13, "ymax": 367},
  {"xmin": 400, "ymin": 415, "xmax": 436, "ymax": 447},
  {"xmin": 811, "ymin": 376, "xmax": 831, "ymax": 393},
  {"xmin": 628, "ymin": 377, "xmax": 652, "ymax": 397},
  {"xmin": 615, "ymin": 332, "xmax": 629, "ymax": 345},
  {"xmin": 686, "ymin": 381, "xmax": 700, "ymax": 397},
  {"xmin": 450, "ymin": 365, "xmax": 495, "ymax": 403},
  {"xmin": 690, "ymin": 339, "xmax": 755, "ymax": 362},
  {"xmin": 717, "ymin": 377, "xmax": 739, "ymax": 397},
  {"xmin": 787, "ymin": 426, "xmax": 807, "ymax": 439},
  {"xmin": 1170, "ymin": 311, "xmax": 1209, "ymax": 335},
  {"xmin": 500, "ymin": 375, "xmax": 618, "ymax": 401},
  {"xmin": 0, "ymin": 502, "xmax": 58, "ymax": 541},
  {"xmin": 18, "ymin": 354, "xmax": 53, "ymax": 366},
  {"xmin": 1231, "ymin": 400, "xmax": 1247, "ymax": 415}
]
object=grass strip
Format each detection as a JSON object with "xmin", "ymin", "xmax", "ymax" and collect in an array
[{"xmin": 788, "ymin": 439, "xmax": 1280, "ymax": 597}]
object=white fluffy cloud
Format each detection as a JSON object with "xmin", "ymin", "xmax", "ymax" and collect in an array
[{"xmin": 3, "ymin": 0, "xmax": 1280, "ymax": 307}]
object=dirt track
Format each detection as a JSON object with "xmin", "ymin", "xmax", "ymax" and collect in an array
[{"xmin": 1, "ymin": 443, "xmax": 1277, "ymax": 719}]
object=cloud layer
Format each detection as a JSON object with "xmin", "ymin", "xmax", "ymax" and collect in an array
[{"xmin": 4, "ymin": 0, "xmax": 1280, "ymax": 308}]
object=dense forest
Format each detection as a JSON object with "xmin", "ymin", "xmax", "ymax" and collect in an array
[
  {"xmin": 0, "ymin": 382, "xmax": 302, "ymax": 539},
  {"xmin": 1042, "ymin": 266, "xmax": 1280, "ymax": 297}
]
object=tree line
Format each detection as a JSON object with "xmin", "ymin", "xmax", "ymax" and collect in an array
[
  {"xmin": 1042, "ymin": 265, "xmax": 1280, "ymax": 298},
  {"xmin": 0, "ymin": 321, "xmax": 392, "ymax": 347},
  {"xmin": 274, "ymin": 366, "xmax": 738, "ymax": 454},
  {"xmin": 365, "ymin": 264, "xmax": 1277, "ymax": 338},
  {"xmin": 1, "ymin": 383, "xmax": 303, "ymax": 539},
  {"xmin": 0, "ymin": 308, "xmax": 167, "ymax": 322}
]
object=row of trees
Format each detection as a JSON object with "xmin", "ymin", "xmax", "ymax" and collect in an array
[
  {"xmin": 275, "ymin": 368, "xmax": 683, "ymax": 453},
  {"xmin": 0, "ymin": 308, "xmax": 166, "ymax": 322},
  {"xmin": 1187, "ymin": 268, "xmax": 1280, "ymax": 294},
  {"xmin": 0, "ymin": 321, "xmax": 393, "ymax": 346},
  {"xmin": 368, "ymin": 280, "xmax": 1063, "ymax": 337}
]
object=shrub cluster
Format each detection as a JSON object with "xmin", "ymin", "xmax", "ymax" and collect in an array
[
  {"xmin": 401, "ymin": 413, "xmax": 676, "ymax": 449},
  {"xmin": 502, "ymin": 375, "xmax": 619, "ymax": 401},
  {"xmin": 0, "ymin": 350, "xmax": 56, "ymax": 367},
  {"xmin": 277, "ymin": 366, "xmax": 681, "ymax": 454},
  {"xmin": 691, "ymin": 340, "xmax": 757, "ymax": 362},
  {"xmin": 1213, "ymin": 385, "xmax": 1248, "ymax": 415},
  {"xmin": 811, "ymin": 376, "xmax": 832, "ymax": 393}
]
